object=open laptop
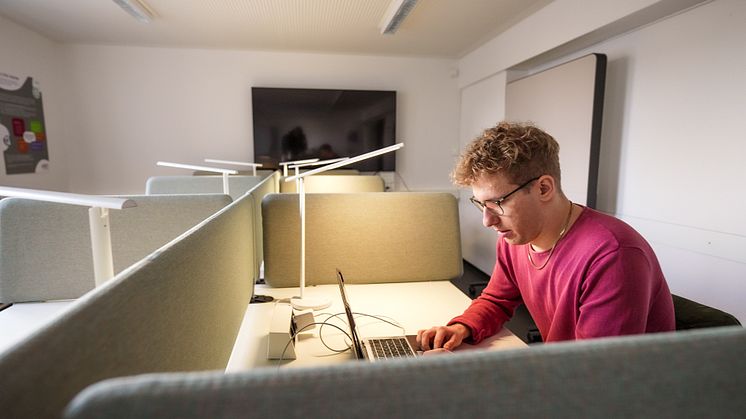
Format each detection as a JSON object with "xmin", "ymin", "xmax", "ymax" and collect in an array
[{"xmin": 335, "ymin": 269, "xmax": 421, "ymax": 361}]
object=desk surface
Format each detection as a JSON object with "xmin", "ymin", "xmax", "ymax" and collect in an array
[
  {"xmin": 0, "ymin": 300, "xmax": 74, "ymax": 355},
  {"xmin": 226, "ymin": 281, "xmax": 527, "ymax": 371}
]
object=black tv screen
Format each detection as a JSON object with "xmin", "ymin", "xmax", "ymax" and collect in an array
[{"xmin": 252, "ymin": 87, "xmax": 396, "ymax": 171}]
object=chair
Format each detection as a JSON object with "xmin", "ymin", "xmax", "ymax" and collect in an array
[
  {"xmin": 464, "ymin": 286, "xmax": 741, "ymax": 342},
  {"xmin": 672, "ymin": 294, "xmax": 741, "ymax": 330}
]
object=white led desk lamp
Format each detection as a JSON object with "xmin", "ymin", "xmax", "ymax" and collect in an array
[
  {"xmin": 156, "ymin": 161, "xmax": 238, "ymax": 195},
  {"xmin": 279, "ymin": 158, "xmax": 319, "ymax": 177},
  {"xmin": 288, "ymin": 157, "xmax": 349, "ymax": 192},
  {"xmin": 288, "ymin": 158, "xmax": 348, "ymax": 177},
  {"xmin": 284, "ymin": 143, "xmax": 404, "ymax": 310},
  {"xmin": 0, "ymin": 186, "xmax": 136, "ymax": 286},
  {"xmin": 204, "ymin": 159, "xmax": 263, "ymax": 176}
]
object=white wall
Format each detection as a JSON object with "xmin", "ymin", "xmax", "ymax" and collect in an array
[
  {"xmin": 592, "ymin": 0, "xmax": 745, "ymax": 322},
  {"xmin": 458, "ymin": 0, "xmax": 668, "ymax": 88},
  {"xmin": 457, "ymin": 0, "xmax": 746, "ymax": 322},
  {"xmin": 0, "ymin": 15, "xmax": 72, "ymax": 191},
  {"xmin": 458, "ymin": 72, "xmax": 507, "ymax": 274},
  {"xmin": 64, "ymin": 45, "xmax": 460, "ymax": 194}
]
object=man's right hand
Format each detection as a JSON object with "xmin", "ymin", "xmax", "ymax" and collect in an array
[{"xmin": 416, "ymin": 323, "xmax": 471, "ymax": 351}]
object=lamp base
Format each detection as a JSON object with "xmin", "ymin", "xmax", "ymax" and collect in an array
[{"xmin": 291, "ymin": 296, "xmax": 331, "ymax": 311}]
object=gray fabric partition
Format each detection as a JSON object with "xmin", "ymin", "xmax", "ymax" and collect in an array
[
  {"xmin": 262, "ymin": 192, "xmax": 462, "ymax": 286},
  {"xmin": 0, "ymin": 194, "xmax": 231, "ymax": 303},
  {"xmin": 145, "ymin": 175, "xmax": 263, "ymax": 199},
  {"xmin": 0, "ymin": 194, "xmax": 255, "ymax": 419},
  {"xmin": 246, "ymin": 172, "xmax": 279, "ymax": 280},
  {"xmin": 64, "ymin": 326, "xmax": 746, "ymax": 418}
]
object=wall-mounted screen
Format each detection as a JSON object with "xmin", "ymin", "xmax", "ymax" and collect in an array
[{"xmin": 252, "ymin": 87, "xmax": 396, "ymax": 171}]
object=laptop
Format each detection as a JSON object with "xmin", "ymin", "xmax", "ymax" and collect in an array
[{"xmin": 335, "ymin": 269, "xmax": 421, "ymax": 361}]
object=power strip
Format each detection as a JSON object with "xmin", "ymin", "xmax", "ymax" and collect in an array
[
  {"xmin": 267, "ymin": 303, "xmax": 295, "ymax": 360},
  {"xmin": 267, "ymin": 304, "xmax": 315, "ymax": 360}
]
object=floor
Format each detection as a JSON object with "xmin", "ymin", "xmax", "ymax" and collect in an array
[{"xmin": 450, "ymin": 260, "xmax": 538, "ymax": 344}]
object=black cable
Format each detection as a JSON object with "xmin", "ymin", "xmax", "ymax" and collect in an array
[
  {"xmin": 355, "ymin": 312, "xmax": 406, "ymax": 332},
  {"xmin": 276, "ymin": 310, "xmax": 408, "ymax": 367},
  {"xmin": 277, "ymin": 321, "xmax": 352, "ymax": 368},
  {"xmin": 324, "ymin": 311, "xmax": 405, "ymax": 333},
  {"xmin": 314, "ymin": 311, "xmax": 406, "ymax": 355},
  {"xmin": 316, "ymin": 312, "xmax": 354, "ymax": 353}
]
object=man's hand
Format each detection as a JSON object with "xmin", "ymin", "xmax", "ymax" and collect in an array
[{"xmin": 416, "ymin": 323, "xmax": 471, "ymax": 351}]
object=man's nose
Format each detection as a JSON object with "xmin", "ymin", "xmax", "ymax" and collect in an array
[{"xmin": 482, "ymin": 210, "xmax": 500, "ymax": 228}]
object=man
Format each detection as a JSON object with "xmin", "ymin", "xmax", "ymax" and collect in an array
[{"xmin": 418, "ymin": 122, "xmax": 675, "ymax": 351}]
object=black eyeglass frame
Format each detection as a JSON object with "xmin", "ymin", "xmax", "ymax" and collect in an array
[{"xmin": 469, "ymin": 176, "xmax": 541, "ymax": 216}]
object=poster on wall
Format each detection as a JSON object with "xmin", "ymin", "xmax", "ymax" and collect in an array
[{"xmin": 0, "ymin": 72, "xmax": 50, "ymax": 175}]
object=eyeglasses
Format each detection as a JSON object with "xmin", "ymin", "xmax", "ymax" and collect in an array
[{"xmin": 469, "ymin": 176, "xmax": 541, "ymax": 216}]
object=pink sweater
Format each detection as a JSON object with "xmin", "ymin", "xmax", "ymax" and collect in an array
[{"xmin": 451, "ymin": 207, "xmax": 675, "ymax": 343}]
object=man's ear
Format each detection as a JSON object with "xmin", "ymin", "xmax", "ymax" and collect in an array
[{"xmin": 536, "ymin": 175, "xmax": 556, "ymax": 201}]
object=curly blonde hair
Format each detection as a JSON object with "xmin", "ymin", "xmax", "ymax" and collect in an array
[{"xmin": 452, "ymin": 121, "xmax": 561, "ymax": 188}]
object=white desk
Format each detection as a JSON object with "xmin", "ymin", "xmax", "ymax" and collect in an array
[
  {"xmin": 226, "ymin": 281, "xmax": 527, "ymax": 371},
  {"xmin": 0, "ymin": 300, "xmax": 74, "ymax": 355}
]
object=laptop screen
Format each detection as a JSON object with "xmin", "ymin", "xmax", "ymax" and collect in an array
[{"xmin": 336, "ymin": 269, "xmax": 365, "ymax": 359}]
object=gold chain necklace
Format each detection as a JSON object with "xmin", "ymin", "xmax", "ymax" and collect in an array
[{"xmin": 527, "ymin": 201, "xmax": 574, "ymax": 270}]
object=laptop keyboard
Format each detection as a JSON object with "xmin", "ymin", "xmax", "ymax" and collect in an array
[{"xmin": 370, "ymin": 337, "xmax": 415, "ymax": 359}]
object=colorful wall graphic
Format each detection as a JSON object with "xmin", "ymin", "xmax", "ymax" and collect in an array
[{"xmin": 0, "ymin": 72, "xmax": 50, "ymax": 175}]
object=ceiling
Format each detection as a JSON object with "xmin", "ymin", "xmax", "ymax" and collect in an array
[{"xmin": 0, "ymin": 0, "xmax": 552, "ymax": 58}]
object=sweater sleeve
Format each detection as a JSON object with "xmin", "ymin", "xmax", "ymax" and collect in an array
[
  {"xmin": 448, "ymin": 242, "xmax": 522, "ymax": 344},
  {"xmin": 576, "ymin": 246, "xmax": 659, "ymax": 339}
]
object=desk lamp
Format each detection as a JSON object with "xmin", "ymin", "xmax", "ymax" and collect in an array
[
  {"xmin": 284, "ymin": 143, "xmax": 404, "ymax": 310},
  {"xmin": 0, "ymin": 186, "xmax": 136, "ymax": 286},
  {"xmin": 279, "ymin": 158, "xmax": 319, "ymax": 177},
  {"xmin": 288, "ymin": 158, "xmax": 349, "ymax": 177},
  {"xmin": 204, "ymin": 159, "xmax": 263, "ymax": 176},
  {"xmin": 156, "ymin": 161, "xmax": 238, "ymax": 195},
  {"xmin": 288, "ymin": 158, "xmax": 349, "ymax": 191}
]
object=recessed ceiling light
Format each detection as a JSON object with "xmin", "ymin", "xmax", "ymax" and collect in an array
[
  {"xmin": 112, "ymin": 0, "xmax": 156, "ymax": 23},
  {"xmin": 380, "ymin": 0, "xmax": 419, "ymax": 35}
]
